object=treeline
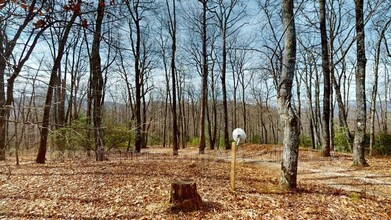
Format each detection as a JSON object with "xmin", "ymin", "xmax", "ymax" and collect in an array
[{"xmin": 1, "ymin": 0, "xmax": 390, "ymax": 167}]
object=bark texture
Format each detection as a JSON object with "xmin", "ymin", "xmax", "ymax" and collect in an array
[
  {"xmin": 352, "ymin": 0, "xmax": 368, "ymax": 167},
  {"xmin": 169, "ymin": 180, "xmax": 202, "ymax": 211},
  {"xmin": 320, "ymin": 0, "xmax": 331, "ymax": 157},
  {"xmin": 91, "ymin": 0, "xmax": 105, "ymax": 161},
  {"xmin": 279, "ymin": 0, "xmax": 300, "ymax": 189}
]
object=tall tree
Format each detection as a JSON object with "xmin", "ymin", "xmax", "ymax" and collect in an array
[
  {"xmin": 369, "ymin": 18, "xmax": 391, "ymax": 155},
  {"xmin": 165, "ymin": 0, "xmax": 178, "ymax": 155},
  {"xmin": 352, "ymin": 0, "xmax": 368, "ymax": 166},
  {"xmin": 0, "ymin": 0, "xmax": 48, "ymax": 160},
  {"xmin": 206, "ymin": 29, "xmax": 219, "ymax": 150},
  {"xmin": 124, "ymin": 0, "xmax": 155, "ymax": 153},
  {"xmin": 126, "ymin": 0, "xmax": 143, "ymax": 153},
  {"xmin": 36, "ymin": 1, "xmax": 80, "ymax": 163},
  {"xmin": 328, "ymin": 0, "xmax": 356, "ymax": 152},
  {"xmin": 90, "ymin": 0, "xmax": 106, "ymax": 161},
  {"xmin": 279, "ymin": 0, "xmax": 300, "ymax": 189},
  {"xmin": 320, "ymin": 0, "xmax": 331, "ymax": 157},
  {"xmin": 156, "ymin": 16, "xmax": 170, "ymax": 149},
  {"xmin": 228, "ymin": 36, "xmax": 253, "ymax": 132},
  {"xmin": 199, "ymin": 0, "xmax": 208, "ymax": 154},
  {"xmin": 65, "ymin": 29, "xmax": 88, "ymax": 125},
  {"xmin": 211, "ymin": 0, "xmax": 246, "ymax": 150}
]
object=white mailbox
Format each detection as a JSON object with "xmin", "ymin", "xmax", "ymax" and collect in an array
[{"xmin": 232, "ymin": 128, "xmax": 246, "ymax": 146}]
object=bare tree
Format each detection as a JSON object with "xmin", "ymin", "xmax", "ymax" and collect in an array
[
  {"xmin": 296, "ymin": 42, "xmax": 321, "ymax": 149},
  {"xmin": 352, "ymin": 0, "xmax": 368, "ymax": 166},
  {"xmin": 210, "ymin": 0, "xmax": 246, "ymax": 150},
  {"xmin": 369, "ymin": 18, "xmax": 391, "ymax": 155},
  {"xmin": 320, "ymin": 0, "xmax": 331, "ymax": 157},
  {"xmin": 36, "ymin": 0, "xmax": 80, "ymax": 163},
  {"xmin": 228, "ymin": 36, "xmax": 253, "ymax": 132},
  {"xmin": 155, "ymin": 16, "xmax": 170, "ymax": 149},
  {"xmin": 165, "ymin": 0, "xmax": 179, "ymax": 155},
  {"xmin": 199, "ymin": 0, "xmax": 208, "ymax": 154},
  {"xmin": 123, "ymin": 0, "xmax": 156, "ymax": 153},
  {"xmin": 329, "ymin": 0, "xmax": 356, "ymax": 152},
  {"xmin": 206, "ymin": 28, "xmax": 220, "ymax": 150},
  {"xmin": 65, "ymin": 29, "xmax": 88, "ymax": 125},
  {"xmin": 0, "ymin": 0, "xmax": 49, "ymax": 160},
  {"xmin": 279, "ymin": 0, "xmax": 300, "ymax": 189},
  {"xmin": 90, "ymin": 0, "xmax": 106, "ymax": 161}
]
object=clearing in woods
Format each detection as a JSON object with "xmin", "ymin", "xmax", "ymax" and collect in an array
[{"xmin": 0, "ymin": 145, "xmax": 390, "ymax": 219}]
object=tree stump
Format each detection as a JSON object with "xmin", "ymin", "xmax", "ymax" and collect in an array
[{"xmin": 169, "ymin": 179, "xmax": 202, "ymax": 211}]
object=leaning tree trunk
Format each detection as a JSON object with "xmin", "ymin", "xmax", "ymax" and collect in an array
[
  {"xmin": 279, "ymin": 0, "xmax": 300, "ymax": 190},
  {"xmin": 352, "ymin": 0, "xmax": 368, "ymax": 167},
  {"xmin": 0, "ymin": 0, "xmax": 48, "ymax": 161},
  {"xmin": 36, "ymin": 5, "xmax": 79, "ymax": 163}
]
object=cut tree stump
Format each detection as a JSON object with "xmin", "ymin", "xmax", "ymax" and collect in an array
[{"xmin": 169, "ymin": 179, "xmax": 202, "ymax": 211}]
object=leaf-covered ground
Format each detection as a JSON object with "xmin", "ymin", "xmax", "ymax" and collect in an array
[{"xmin": 1, "ymin": 145, "xmax": 390, "ymax": 219}]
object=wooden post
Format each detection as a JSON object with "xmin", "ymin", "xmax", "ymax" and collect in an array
[{"xmin": 230, "ymin": 142, "xmax": 237, "ymax": 191}]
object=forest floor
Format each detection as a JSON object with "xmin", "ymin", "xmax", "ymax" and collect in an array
[{"xmin": 0, "ymin": 145, "xmax": 390, "ymax": 219}]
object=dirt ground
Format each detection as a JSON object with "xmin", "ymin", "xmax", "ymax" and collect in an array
[
  {"xmin": 235, "ymin": 145, "xmax": 391, "ymax": 199},
  {"xmin": 0, "ymin": 145, "xmax": 390, "ymax": 219}
]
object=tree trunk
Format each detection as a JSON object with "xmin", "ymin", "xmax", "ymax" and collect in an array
[
  {"xmin": 86, "ymin": 73, "xmax": 93, "ymax": 157},
  {"xmin": 369, "ymin": 19, "xmax": 390, "ymax": 156},
  {"xmin": 382, "ymin": 74, "xmax": 389, "ymax": 133},
  {"xmin": 222, "ymin": 31, "xmax": 230, "ymax": 150},
  {"xmin": 0, "ymin": 115, "xmax": 6, "ymax": 161},
  {"xmin": 314, "ymin": 69, "xmax": 322, "ymax": 148},
  {"xmin": 352, "ymin": 0, "xmax": 368, "ymax": 167},
  {"xmin": 382, "ymin": 73, "xmax": 391, "ymax": 133},
  {"xmin": 303, "ymin": 63, "xmax": 316, "ymax": 149},
  {"xmin": 199, "ymin": 0, "xmax": 208, "ymax": 154},
  {"xmin": 329, "ymin": 87, "xmax": 335, "ymax": 151},
  {"xmin": 0, "ymin": 52, "xmax": 6, "ymax": 159},
  {"xmin": 166, "ymin": 0, "xmax": 179, "ymax": 155},
  {"xmin": 0, "ymin": 1, "xmax": 45, "ymax": 160},
  {"xmin": 36, "ymin": 5, "xmax": 79, "ymax": 163},
  {"xmin": 141, "ymin": 87, "xmax": 148, "ymax": 149},
  {"xmin": 333, "ymin": 73, "xmax": 353, "ymax": 151},
  {"xmin": 320, "ymin": 0, "xmax": 331, "ymax": 157},
  {"xmin": 169, "ymin": 180, "xmax": 202, "ymax": 211},
  {"xmin": 207, "ymin": 74, "xmax": 218, "ymax": 150},
  {"xmin": 279, "ymin": 0, "xmax": 299, "ymax": 189},
  {"xmin": 163, "ymin": 68, "xmax": 169, "ymax": 148},
  {"xmin": 91, "ymin": 0, "xmax": 105, "ymax": 161},
  {"xmin": 57, "ymin": 54, "xmax": 66, "ymax": 128},
  {"xmin": 180, "ymin": 97, "xmax": 188, "ymax": 149},
  {"xmin": 133, "ymin": 11, "xmax": 143, "ymax": 154},
  {"xmin": 309, "ymin": 118, "xmax": 316, "ymax": 149},
  {"xmin": 242, "ymin": 86, "xmax": 247, "ymax": 133}
]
